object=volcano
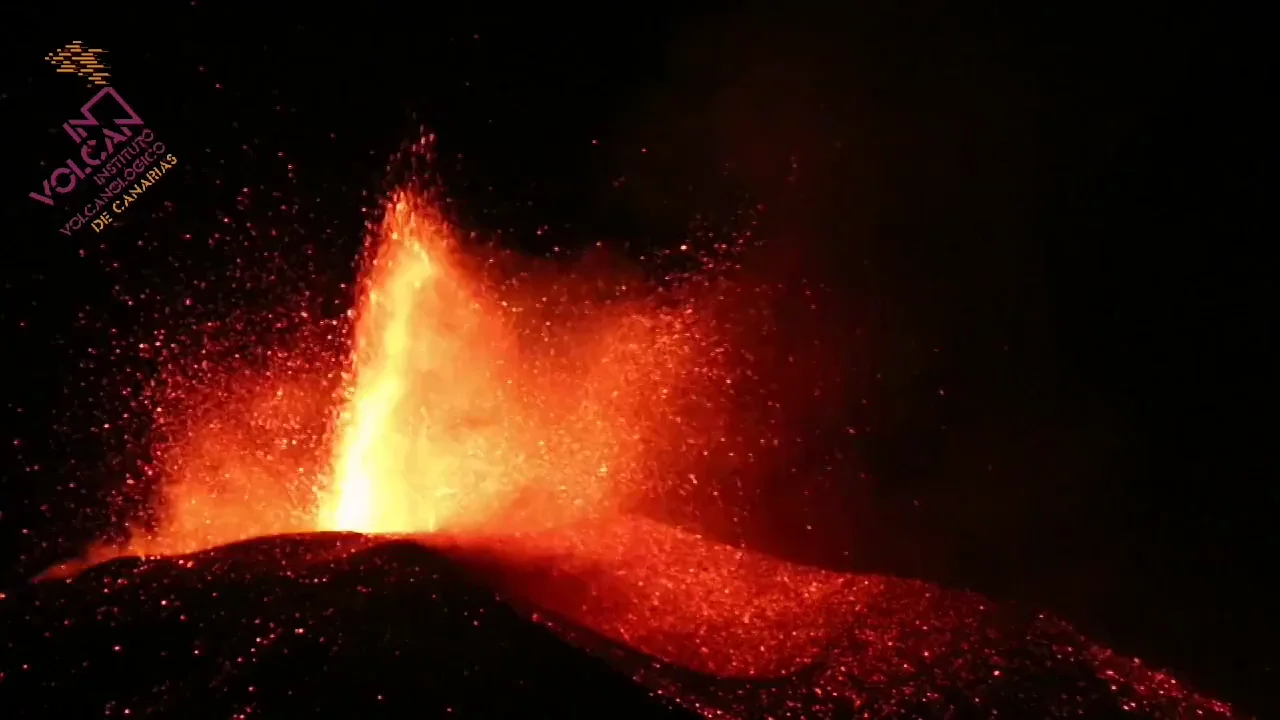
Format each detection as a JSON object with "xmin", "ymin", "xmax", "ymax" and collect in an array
[
  {"xmin": 0, "ymin": 185, "xmax": 1240, "ymax": 719},
  {"xmin": 1, "ymin": 522, "xmax": 1235, "ymax": 719}
]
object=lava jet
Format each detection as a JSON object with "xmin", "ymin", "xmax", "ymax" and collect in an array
[{"xmin": 1, "ymin": 185, "xmax": 1239, "ymax": 718}]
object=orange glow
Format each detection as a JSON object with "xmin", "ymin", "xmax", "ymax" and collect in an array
[
  {"xmin": 439, "ymin": 515, "xmax": 860, "ymax": 677},
  {"xmin": 99, "ymin": 188, "xmax": 707, "ymax": 562},
  {"xmin": 53, "ymin": 186, "xmax": 1231, "ymax": 718},
  {"xmin": 314, "ymin": 193, "xmax": 697, "ymax": 538},
  {"xmin": 320, "ymin": 198, "xmax": 460, "ymax": 533}
]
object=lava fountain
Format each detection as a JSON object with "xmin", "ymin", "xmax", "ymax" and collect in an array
[
  {"xmin": 319, "ymin": 196, "xmax": 478, "ymax": 534},
  {"xmin": 316, "ymin": 192, "xmax": 703, "ymax": 538},
  {"xmin": 51, "ymin": 182, "xmax": 1234, "ymax": 718},
  {"xmin": 114, "ymin": 186, "xmax": 714, "ymax": 559}
]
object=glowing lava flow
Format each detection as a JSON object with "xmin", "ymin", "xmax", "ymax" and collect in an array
[{"xmin": 56, "ymin": 188, "xmax": 1234, "ymax": 718}]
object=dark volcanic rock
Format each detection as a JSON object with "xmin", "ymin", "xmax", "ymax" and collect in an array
[
  {"xmin": 0, "ymin": 532, "xmax": 1241, "ymax": 719},
  {"xmin": 0, "ymin": 534, "xmax": 692, "ymax": 719}
]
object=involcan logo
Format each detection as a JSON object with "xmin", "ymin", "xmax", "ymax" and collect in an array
[{"xmin": 29, "ymin": 43, "xmax": 179, "ymax": 236}]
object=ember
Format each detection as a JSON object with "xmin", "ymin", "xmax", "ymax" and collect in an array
[{"xmin": 37, "ymin": 156, "xmax": 1235, "ymax": 718}]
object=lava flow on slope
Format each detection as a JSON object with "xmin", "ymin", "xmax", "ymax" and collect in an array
[{"xmin": 8, "ymin": 177, "xmax": 1239, "ymax": 718}]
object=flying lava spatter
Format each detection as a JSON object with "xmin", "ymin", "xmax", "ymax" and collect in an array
[
  {"xmin": 48, "ymin": 150, "xmax": 1237, "ymax": 718},
  {"xmin": 314, "ymin": 191, "xmax": 711, "ymax": 539}
]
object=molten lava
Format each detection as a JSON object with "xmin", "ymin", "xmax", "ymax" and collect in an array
[
  {"xmin": 53, "ymin": 186, "xmax": 1234, "ymax": 718},
  {"xmin": 320, "ymin": 198, "xmax": 470, "ymax": 533},
  {"xmin": 316, "ymin": 194, "xmax": 700, "ymax": 538}
]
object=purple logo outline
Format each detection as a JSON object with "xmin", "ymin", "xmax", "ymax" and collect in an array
[
  {"xmin": 61, "ymin": 86, "xmax": 144, "ymax": 143},
  {"xmin": 28, "ymin": 86, "xmax": 148, "ymax": 207}
]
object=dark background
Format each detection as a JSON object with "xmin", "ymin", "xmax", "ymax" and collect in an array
[{"xmin": 1, "ymin": 3, "xmax": 1269, "ymax": 716}]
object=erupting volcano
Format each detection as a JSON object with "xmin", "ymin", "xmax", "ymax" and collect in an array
[{"xmin": 5, "ymin": 163, "xmax": 1237, "ymax": 718}]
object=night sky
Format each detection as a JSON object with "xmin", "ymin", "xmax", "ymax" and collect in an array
[{"xmin": 1, "ymin": 4, "xmax": 1269, "ymax": 716}]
